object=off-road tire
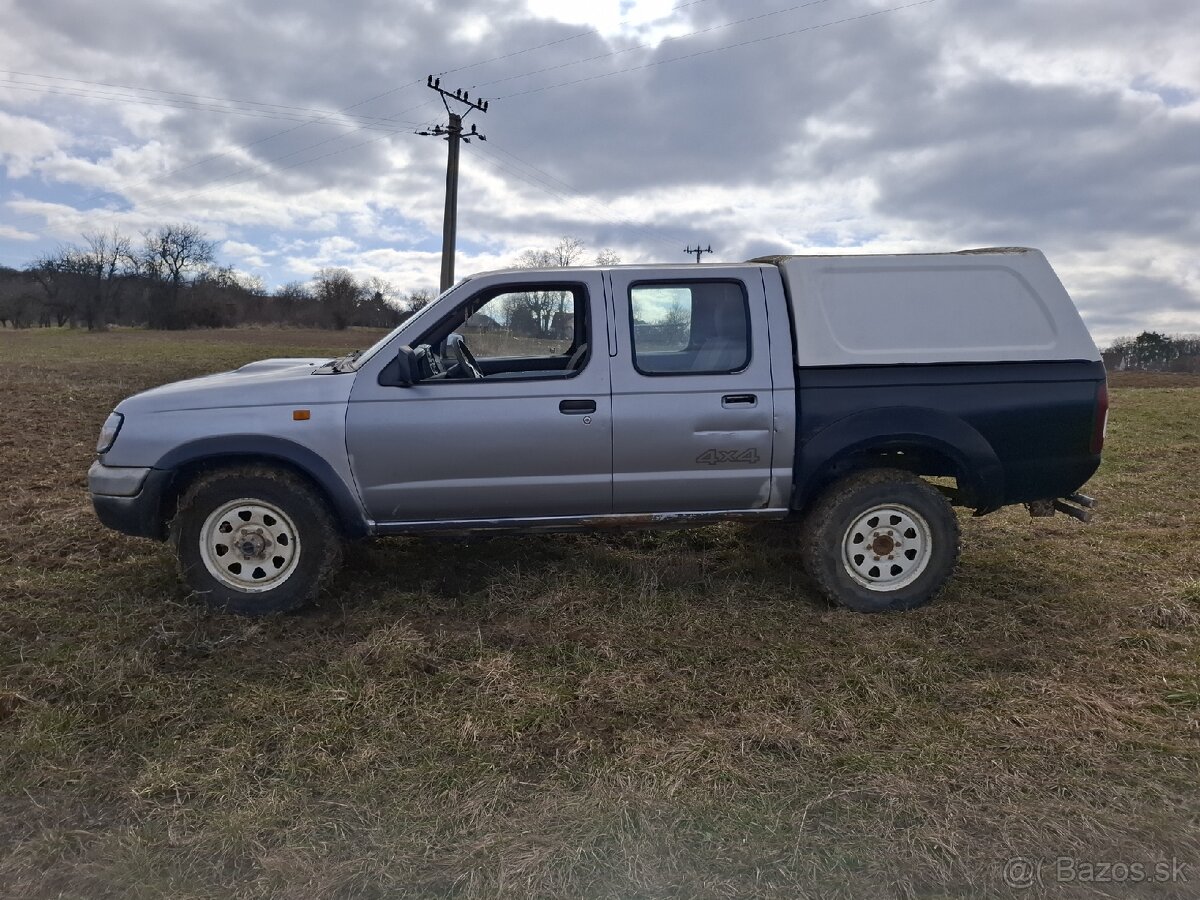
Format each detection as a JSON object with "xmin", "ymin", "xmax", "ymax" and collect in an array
[
  {"xmin": 170, "ymin": 465, "xmax": 343, "ymax": 615},
  {"xmin": 801, "ymin": 468, "xmax": 960, "ymax": 613}
]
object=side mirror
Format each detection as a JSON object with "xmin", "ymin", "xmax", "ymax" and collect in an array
[{"xmin": 395, "ymin": 345, "xmax": 422, "ymax": 386}]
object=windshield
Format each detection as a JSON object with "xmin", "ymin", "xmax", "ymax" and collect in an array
[{"xmin": 346, "ymin": 282, "xmax": 461, "ymax": 370}]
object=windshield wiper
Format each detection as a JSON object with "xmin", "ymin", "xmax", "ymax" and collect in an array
[{"xmin": 328, "ymin": 349, "xmax": 363, "ymax": 374}]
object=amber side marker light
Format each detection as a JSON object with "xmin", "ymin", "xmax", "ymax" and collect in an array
[{"xmin": 293, "ymin": 409, "xmax": 311, "ymax": 421}]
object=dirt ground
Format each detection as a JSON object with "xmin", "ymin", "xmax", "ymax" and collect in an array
[{"xmin": 1, "ymin": 328, "xmax": 1197, "ymax": 898}]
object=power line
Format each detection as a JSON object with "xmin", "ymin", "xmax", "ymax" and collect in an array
[
  {"xmin": 117, "ymin": 127, "xmax": 679, "ymax": 258},
  {"xmin": 432, "ymin": 0, "xmax": 726, "ymax": 82},
  {"xmin": 481, "ymin": 143, "xmax": 684, "ymax": 251},
  {"xmin": 0, "ymin": 95, "xmax": 440, "ymax": 233},
  {"xmin": 92, "ymin": 96, "xmax": 437, "ymax": 209},
  {"xmin": 2, "ymin": 0, "xmax": 940, "ymax": 265},
  {"xmin": 0, "ymin": 0, "xmax": 746, "ymax": 244},
  {"xmin": 496, "ymin": 0, "xmax": 940, "ymax": 99},
  {"xmin": 0, "ymin": 0, "xmax": 726, "ymax": 234},
  {"xmin": 471, "ymin": 142, "xmax": 681, "ymax": 254},
  {"xmin": 4, "ymin": 117, "xmax": 421, "ymax": 236},
  {"xmin": 0, "ymin": 70, "xmax": 430, "ymax": 127},
  {"xmin": 0, "ymin": 78, "xmax": 427, "ymax": 131},
  {"xmin": 117, "ymin": 96, "xmax": 434, "ymax": 203},
  {"xmin": 102, "ymin": 125, "xmax": 409, "ymax": 218},
  {"xmin": 475, "ymin": 0, "xmax": 841, "ymax": 91}
]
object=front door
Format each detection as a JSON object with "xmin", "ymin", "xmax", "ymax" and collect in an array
[
  {"xmin": 346, "ymin": 272, "xmax": 612, "ymax": 524},
  {"xmin": 607, "ymin": 268, "xmax": 775, "ymax": 513}
]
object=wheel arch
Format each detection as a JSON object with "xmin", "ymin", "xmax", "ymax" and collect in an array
[
  {"xmin": 155, "ymin": 436, "xmax": 370, "ymax": 538},
  {"xmin": 794, "ymin": 407, "xmax": 1005, "ymax": 513}
]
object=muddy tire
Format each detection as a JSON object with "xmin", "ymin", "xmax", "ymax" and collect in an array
[
  {"xmin": 801, "ymin": 468, "xmax": 959, "ymax": 613},
  {"xmin": 170, "ymin": 465, "xmax": 343, "ymax": 615}
]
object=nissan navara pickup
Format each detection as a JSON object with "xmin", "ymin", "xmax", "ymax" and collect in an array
[{"xmin": 89, "ymin": 248, "xmax": 1108, "ymax": 615}]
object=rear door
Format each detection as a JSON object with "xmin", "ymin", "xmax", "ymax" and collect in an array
[{"xmin": 607, "ymin": 267, "xmax": 775, "ymax": 513}]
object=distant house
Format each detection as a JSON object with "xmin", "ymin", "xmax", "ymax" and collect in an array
[
  {"xmin": 550, "ymin": 311, "xmax": 575, "ymax": 340},
  {"xmin": 463, "ymin": 312, "xmax": 500, "ymax": 333}
]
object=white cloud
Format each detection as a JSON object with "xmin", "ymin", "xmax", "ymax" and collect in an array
[
  {"xmin": 523, "ymin": 0, "xmax": 682, "ymax": 37},
  {"xmin": 0, "ymin": 223, "xmax": 37, "ymax": 241},
  {"xmin": 0, "ymin": 111, "xmax": 66, "ymax": 178},
  {"xmin": 222, "ymin": 239, "xmax": 271, "ymax": 269}
]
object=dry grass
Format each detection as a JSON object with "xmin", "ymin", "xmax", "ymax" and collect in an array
[
  {"xmin": 1108, "ymin": 370, "xmax": 1200, "ymax": 389},
  {"xmin": 1, "ymin": 327, "xmax": 1198, "ymax": 899}
]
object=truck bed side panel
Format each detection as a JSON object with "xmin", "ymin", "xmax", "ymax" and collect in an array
[{"xmin": 793, "ymin": 360, "xmax": 1105, "ymax": 509}]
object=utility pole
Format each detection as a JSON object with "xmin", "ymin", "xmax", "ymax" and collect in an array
[
  {"xmin": 685, "ymin": 244, "xmax": 713, "ymax": 264},
  {"xmin": 418, "ymin": 76, "xmax": 489, "ymax": 291}
]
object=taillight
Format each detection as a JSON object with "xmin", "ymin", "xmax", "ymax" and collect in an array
[{"xmin": 1090, "ymin": 381, "xmax": 1109, "ymax": 454}]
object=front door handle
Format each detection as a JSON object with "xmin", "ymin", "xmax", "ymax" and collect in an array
[
  {"xmin": 722, "ymin": 393, "xmax": 757, "ymax": 408},
  {"xmin": 559, "ymin": 399, "xmax": 597, "ymax": 415}
]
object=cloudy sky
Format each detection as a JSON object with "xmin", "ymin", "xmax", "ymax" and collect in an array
[{"xmin": 0, "ymin": 0, "xmax": 1197, "ymax": 342}]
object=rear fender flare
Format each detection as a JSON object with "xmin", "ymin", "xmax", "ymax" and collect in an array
[{"xmin": 795, "ymin": 407, "xmax": 1005, "ymax": 512}]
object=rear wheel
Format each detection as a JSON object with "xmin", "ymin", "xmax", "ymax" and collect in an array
[
  {"xmin": 801, "ymin": 468, "xmax": 959, "ymax": 612},
  {"xmin": 170, "ymin": 465, "xmax": 343, "ymax": 615}
]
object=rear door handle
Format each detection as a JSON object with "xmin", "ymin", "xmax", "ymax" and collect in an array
[
  {"xmin": 722, "ymin": 393, "xmax": 757, "ymax": 408},
  {"xmin": 559, "ymin": 399, "xmax": 597, "ymax": 414}
]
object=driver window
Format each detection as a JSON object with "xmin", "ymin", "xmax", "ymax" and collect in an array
[
  {"xmin": 465, "ymin": 290, "xmax": 577, "ymax": 358},
  {"xmin": 421, "ymin": 283, "xmax": 590, "ymax": 381}
]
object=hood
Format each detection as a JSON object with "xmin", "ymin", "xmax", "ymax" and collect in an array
[
  {"xmin": 116, "ymin": 357, "xmax": 346, "ymax": 414},
  {"xmin": 233, "ymin": 357, "xmax": 330, "ymax": 374}
]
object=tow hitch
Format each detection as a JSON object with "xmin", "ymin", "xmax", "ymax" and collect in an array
[{"xmin": 1028, "ymin": 493, "xmax": 1096, "ymax": 523}]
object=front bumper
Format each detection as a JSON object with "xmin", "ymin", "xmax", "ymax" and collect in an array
[{"xmin": 88, "ymin": 461, "xmax": 172, "ymax": 540}]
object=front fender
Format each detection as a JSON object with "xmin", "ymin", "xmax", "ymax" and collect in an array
[
  {"xmin": 155, "ymin": 435, "xmax": 370, "ymax": 537},
  {"xmin": 794, "ymin": 407, "xmax": 1005, "ymax": 512}
]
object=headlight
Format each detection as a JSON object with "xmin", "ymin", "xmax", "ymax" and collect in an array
[{"xmin": 96, "ymin": 412, "xmax": 124, "ymax": 454}]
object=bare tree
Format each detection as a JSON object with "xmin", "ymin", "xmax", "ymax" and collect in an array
[
  {"xmin": 27, "ymin": 254, "xmax": 76, "ymax": 327},
  {"xmin": 26, "ymin": 229, "xmax": 134, "ymax": 330},
  {"xmin": 517, "ymin": 235, "xmax": 586, "ymax": 269},
  {"xmin": 141, "ymin": 223, "xmax": 218, "ymax": 328},
  {"xmin": 77, "ymin": 229, "xmax": 136, "ymax": 330},
  {"xmin": 508, "ymin": 236, "xmax": 587, "ymax": 337},
  {"xmin": 350, "ymin": 276, "xmax": 402, "ymax": 328},
  {"xmin": 313, "ymin": 267, "xmax": 362, "ymax": 330},
  {"xmin": 403, "ymin": 288, "xmax": 433, "ymax": 320},
  {"xmin": 0, "ymin": 271, "xmax": 39, "ymax": 328},
  {"xmin": 595, "ymin": 248, "xmax": 621, "ymax": 266}
]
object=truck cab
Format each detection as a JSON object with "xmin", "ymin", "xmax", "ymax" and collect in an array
[{"xmin": 347, "ymin": 264, "xmax": 793, "ymax": 527}]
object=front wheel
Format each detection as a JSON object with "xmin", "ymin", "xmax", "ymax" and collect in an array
[
  {"xmin": 801, "ymin": 468, "xmax": 960, "ymax": 613},
  {"xmin": 170, "ymin": 465, "xmax": 343, "ymax": 615}
]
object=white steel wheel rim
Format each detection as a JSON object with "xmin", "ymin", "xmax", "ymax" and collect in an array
[
  {"xmin": 199, "ymin": 498, "xmax": 301, "ymax": 593},
  {"xmin": 841, "ymin": 503, "xmax": 933, "ymax": 592}
]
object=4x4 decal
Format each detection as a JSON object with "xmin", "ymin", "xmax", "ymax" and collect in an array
[{"xmin": 696, "ymin": 449, "xmax": 760, "ymax": 466}]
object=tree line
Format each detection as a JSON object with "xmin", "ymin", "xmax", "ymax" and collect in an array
[
  {"xmin": 0, "ymin": 228, "xmax": 622, "ymax": 333},
  {"xmin": 0, "ymin": 224, "xmax": 432, "ymax": 331},
  {"xmin": 1103, "ymin": 331, "xmax": 1200, "ymax": 373},
  {"xmin": 4, "ymin": 229, "xmax": 1196, "ymax": 365}
]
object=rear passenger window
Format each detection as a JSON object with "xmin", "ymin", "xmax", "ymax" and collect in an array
[{"xmin": 630, "ymin": 281, "xmax": 750, "ymax": 375}]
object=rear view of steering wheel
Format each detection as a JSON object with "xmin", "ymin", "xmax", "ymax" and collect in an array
[{"xmin": 447, "ymin": 333, "xmax": 484, "ymax": 379}]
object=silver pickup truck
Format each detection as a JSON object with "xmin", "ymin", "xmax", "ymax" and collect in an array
[{"xmin": 89, "ymin": 248, "xmax": 1107, "ymax": 615}]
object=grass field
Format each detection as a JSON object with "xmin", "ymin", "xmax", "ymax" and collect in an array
[{"xmin": 1, "ymin": 327, "xmax": 1198, "ymax": 899}]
